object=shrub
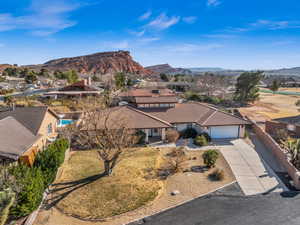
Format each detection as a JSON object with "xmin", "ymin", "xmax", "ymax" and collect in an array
[
  {"xmin": 34, "ymin": 138, "xmax": 69, "ymax": 187},
  {"xmin": 166, "ymin": 130, "xmax": 180, "ymax": 143},
  {"xmin": 193, "ymin": 135, "xmax": 208, "ymax": 146},
  {"xmin": 9, "ymin": 165, "xmax": 44, "ymax": 218},
  {"xmin": 209, "ymin": 168, "xmax": 225, "ymax": 181},
  {"xmin": 202, "ymin": 150, "xmax": 219, "ymax": 168},
  {"xmin": 181, "ymin": 128, "xmax": 198, "ymax": 139},
  {"xmin": 135, "ymin": 130, "xmax": 146, "ymax": 144},
  {"xmin": 200, "ymin": 132, "xmax": 211, "ymax": 142}
]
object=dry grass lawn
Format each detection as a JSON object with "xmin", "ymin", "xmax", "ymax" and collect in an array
[
  {"xmin": 35, "ymin": 147, "xmax": 235, "ymax": 225},
  {"xmin": 50, "ymin": 148, "xmax": 162, "ymax": 220},
  {"xmin": 239, "ymin": 91, "xmax": 300, "ymax": 122}
]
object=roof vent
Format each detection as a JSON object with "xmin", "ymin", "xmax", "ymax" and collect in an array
[{"xmin": 152, "ymin": 89, "xmax": 160, "ymax": 94}]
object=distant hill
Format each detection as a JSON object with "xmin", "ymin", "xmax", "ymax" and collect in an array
[
  {"xmin": 187, "ymin": 67, "xmax": 225, "ymax": 73},
  {"xmin": 264, "ymin": 67, "xmax": 300, "ymax": 76},
  {"xmin": 145, "ymin": 64, "xmax": 192, "ymax": 75},
  {"xmin": 24, "ymin": 51, "xmax": 152, "ymax": 76},
  {"xmin": 0, "ymin": 64, "xmax": 13, "ymax": 72}
]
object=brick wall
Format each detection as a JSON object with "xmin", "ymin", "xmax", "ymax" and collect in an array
[{"xmin": 251, "ymin": 119, "xmax": 300, "ymax": 190}]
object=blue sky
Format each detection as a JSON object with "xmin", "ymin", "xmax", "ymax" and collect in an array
[{"xmin": 1, "ymin": 0, "xmax": 300, "ymax": 69}]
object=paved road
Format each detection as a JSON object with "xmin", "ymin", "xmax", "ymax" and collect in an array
[
  {"xmin": 219, "ymin": 139, "xmax": 287, "ymax": 195},
  {"xmin": 132, "ymin": 184, "xmax": 300, "ymax": 225}
]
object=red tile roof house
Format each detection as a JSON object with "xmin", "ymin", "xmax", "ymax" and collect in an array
[
  {"xmin": 97, "ymin": 88, "xmax": 251, "ymax": 142},
  {"xmin": 43, "ymin": 78, "xmax": 102, "ymax": 99}
]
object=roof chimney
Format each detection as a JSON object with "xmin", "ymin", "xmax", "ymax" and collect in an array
[{"xmin": 87, "ymin": 76, "xmax": 92, "ymax": 86}]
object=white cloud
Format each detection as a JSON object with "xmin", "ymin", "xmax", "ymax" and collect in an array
[
  {"xmin": 250, "ymin": 20, "xmax": 299, "ymax": 30},
  {"xmin": 146, "ymin": 13, "xmax": 180, "ymax": 30},
  {"xmin": 128, "ymin": 29, "xmax": 145, "ymax": 37},
  {"xmin": 138, "ymin": 37, "xmax": 160, "ymax": 43},
  {"xmin": 170, "ymin": 43, "xmax": 223, "ymax": 53},
  {"xmin": 183, "ymin": 16, "xmax": 197, "ymax": 24},
  {"xmin": 203, "ymin": 34, "xmax": 237, "ymax": 38},
  {"xmin": 270, "ymin": 40, "xmax": 294, "ymax": 46},
  {"xmin": 0, "ymin": 0, "xmax": 84, "ymax": 36},
  {"xmin": 207, "ymin": 0, "xmax": 221, "ymax": 7},
  {"xmin": 227, "ymin": 20, "xmax": 300, "ymax": 32},
  {"xmin": 139, "ymin": 11, "xmax": 152, "ymax": 21}
]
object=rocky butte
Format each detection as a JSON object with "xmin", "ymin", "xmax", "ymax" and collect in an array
[{"xmin": 25, "ymin": 51, "xmax": 153, "ymax": 75}]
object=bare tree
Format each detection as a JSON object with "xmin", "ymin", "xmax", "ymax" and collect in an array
[
  {"xmin": 194, "ymin": 73, "xmax": 228, "ymax": 97},
  {"xmin": 67, "ymin": 97, "xmax": 138, "ymax": 176},
  {"xmin": 164, "ymin": 147, "xmax": 187, "ymax": 173}
]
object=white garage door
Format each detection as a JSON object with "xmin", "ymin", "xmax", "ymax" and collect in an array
[{"xmin": 210, "ymin": 126, "xmax": 239, "ymax": 139}]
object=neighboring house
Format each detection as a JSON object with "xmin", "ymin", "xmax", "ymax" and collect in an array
[
  {"xmin": 266, "ymin": 115, "xmax": 300, "ymax": 138},
  {"xmin": 118, "ymin": 87, "xmax": 178, "ymax": 108},
  {"xmin": 44, "ymin": 78, "xmax": 102, "ymax": 98},
  {"xmin": 0, "ymin": 106, "xmax": 59, "ymax": 164},
  {"xmin": 99, "ymin": 88, "xmax": 251, "ymax": 142}
]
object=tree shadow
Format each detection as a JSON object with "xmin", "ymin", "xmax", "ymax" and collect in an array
[{"xmin": 43, "ymin": 172, "xmax": 106, "ymax": 210}]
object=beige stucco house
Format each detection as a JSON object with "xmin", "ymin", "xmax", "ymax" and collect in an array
[{"xmin": 0, "ymin": 106, "xmax": 59, "ymax": 165}]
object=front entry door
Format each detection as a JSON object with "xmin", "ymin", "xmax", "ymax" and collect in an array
[{"xmin": 150, "ymin": 128, "xmax": 159, "ymax": 137}]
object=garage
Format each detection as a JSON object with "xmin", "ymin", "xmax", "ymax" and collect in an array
[{"xmin": 209, "ymin": 126, "xmax": 239, "ymax": 139}]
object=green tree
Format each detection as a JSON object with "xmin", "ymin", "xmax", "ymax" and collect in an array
[
  {"xmin": 269, "ymin": 80, "xmax": 280, "ymax": 93},
  {"xmin": 92, "ymin": 74, "xmax": 100, "ymax": 82},
  {"xmin": 114, "ymin": 72, "xmax": 126, "ymax": 89},
  {"xmin": 65, "ymin": 70, "xmax": 79, "ymax": 84},
  {"xmin": 234, "ymin": 71, "xmax": 264, "ymax": 103},
  {"xmin": 39, "ymin": 68, "xmax": 49, "ymax": 77},
  {"xmin": 54, "ymin": 70, "xmax": 64, "ymax": 79},
  {"xmin": 3, "ymin": 95, "xmax": 15, "ymax": 106},
  {"xmin": 160, "ymin": 73, "xmax": 169, "ymax": 82},
  {"xmin": 25, "ymin": 71, "xmax": 38, "ymax": 84}
]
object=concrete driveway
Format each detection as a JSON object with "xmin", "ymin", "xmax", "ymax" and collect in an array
[{"xmin": 218, "ymin": 139, "xmax": 288, "ymax": 195}]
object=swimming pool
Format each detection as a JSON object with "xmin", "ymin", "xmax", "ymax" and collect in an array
[{"xmin": 58, "ymin": 119, "xmax": 75, "ymax": 127}]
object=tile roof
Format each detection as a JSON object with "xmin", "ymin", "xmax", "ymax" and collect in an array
[
  {"xmin": 135, "ymin": 96, "xmax": 178, "ymax": 104},
  {"xmin": 83, "ymin": 106, "xmax": 172, "ymax": 130},
  {"xmin": 0, "ymin": 106, "xmax": 58, "ymax": 135},
  {"xmin": 141, "ymin": 102, "xmax": 250, "ymax": 126},
  {"xmin": 119, "ymin": 88, "xmax": 175, "ymax": 97},
  {"xmin": 0, "ymin": 117, "xmax": 41, "ymax": 160}
]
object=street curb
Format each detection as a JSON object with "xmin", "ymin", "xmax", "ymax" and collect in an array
[{"xmin": 126, "ymin": 181, "xmax": 237, "ymax": 225}]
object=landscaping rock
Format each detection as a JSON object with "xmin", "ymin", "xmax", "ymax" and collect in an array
[{"xmin": 171, "ymin": 190, "xmax": 180, "ymax": 196}]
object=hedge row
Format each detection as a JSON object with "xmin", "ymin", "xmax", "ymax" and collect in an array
[{"xmin": 9, "ymin": 138, "xmax": 69, "ymax": 218}]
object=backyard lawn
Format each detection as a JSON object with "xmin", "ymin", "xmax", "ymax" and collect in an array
[{"xmin": 36, "ymin": 147, "xmax": 235, "ymax": 225}]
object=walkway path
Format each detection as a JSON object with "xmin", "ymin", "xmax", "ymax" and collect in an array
[{"xmin": 219, "ymin": 139, "xmax": 288, "ymax": 195}]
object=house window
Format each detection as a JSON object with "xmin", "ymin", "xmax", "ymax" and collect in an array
[
  {"xmin": 287, "ymin": 124, "xmax": 296, "ymax": 131},
  {"xmin": 47, "ymin": 123, "xmax": 53, "ymax": 134}
]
